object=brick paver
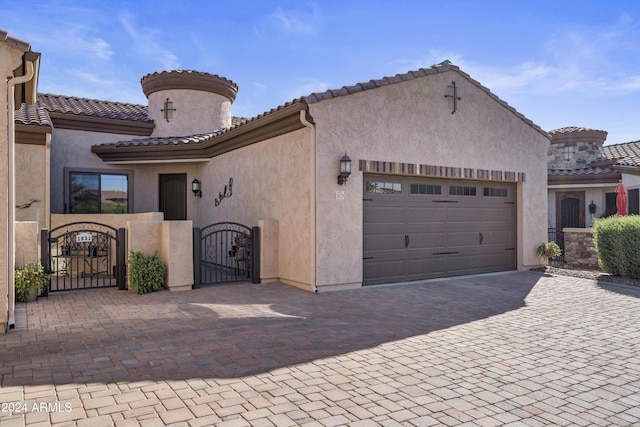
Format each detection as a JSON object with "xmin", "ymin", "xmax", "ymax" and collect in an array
[{"xmin": 1, "ymin": 271, "xmax": 640, "ymax": 425}]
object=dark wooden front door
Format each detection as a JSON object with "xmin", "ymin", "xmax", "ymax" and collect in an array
[
  {"xmin": 159, "ymin": 174, "xmax": 187, "ymax": 220},
  {"xmin": 556, "ymin": 191, "xmax": 585, "ymax": 230}
]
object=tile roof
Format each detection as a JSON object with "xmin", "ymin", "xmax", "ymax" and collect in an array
[
  {"xmin": 37, "ymin": 93, "xmax": 247, "ymax": 128},
  {"xmin": 548, "ymin": 167, "xmax": 618, "ymax": 177},
  {"xmin": 549, "ymin": 126, "xmax": 605, "ymax": 135},
  {"xmin": 603, "ymin": 140, "xmax": 640, "ymax": 168},
  {"xmin": 15, "ymin": 103, "xmax": 52, "ymax": 128},
  {"xmin": 94, "ymin": 130, "xmax": 226, "ymax": 149},
  {"xmin": 91, "ymin": 61, "xmax": 549, "ymax": 156},
  {"xmin": 211, "ymin": 60, "xmax": 548, "ymax": 141},
  {"xmin": 37, "ymin": 93, "xmax": 152, "ymax": 122}
]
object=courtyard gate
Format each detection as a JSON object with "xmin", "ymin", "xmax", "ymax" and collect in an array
[
  {"xmin": 40, "ymin": 222, "xmax": 127, "ymax": 294},
  {"xmin": 193, "ymin": 222, "xmax": 260, "ymax": 287}
]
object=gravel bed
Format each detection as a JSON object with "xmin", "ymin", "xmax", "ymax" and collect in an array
[{"xmin": 531, "ymin": 266, "xmax": 640, "ymax": 288}]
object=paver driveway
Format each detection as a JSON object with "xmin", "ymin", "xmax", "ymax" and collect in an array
[{"xmin": 1, "ymin": 271, "xmax": 640, "ymax": 426}]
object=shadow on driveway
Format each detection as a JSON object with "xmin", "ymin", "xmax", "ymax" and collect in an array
[{"xmin": 1, "ymin": 271, "xmax": 541, "ymax": 386}]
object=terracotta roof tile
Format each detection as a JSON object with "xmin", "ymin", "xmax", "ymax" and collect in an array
[
  {"xmin": 93, "ymin": 130, "xmax": 225, "ymax": 149},
  {"xmin": 549, "ymin": 126, "xmax": 606, "ymax": 134},
  {"xmin": 15, "ymin": 103, "xmax": 52, "ymax": 128},
  {"xmin": 37, "ymin": 93, "xmax": 151, "ymax": 122},
  {"xmin": 548, "ymin": 167, "xmax": 617, "ymax": 176},
  {"xmin": 603, "ymin": 140, "xmax": 640, "ymax": 168}
]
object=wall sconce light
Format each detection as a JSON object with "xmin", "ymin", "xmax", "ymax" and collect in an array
[
  {"xmin": 589, "ymin": 200, "xmax": 596, "ymax": 215},
  {"xmin": 191, "ymin": 179, "xmax": 202, "ymax": 198},
  {"xmin": 337, "ymin": 152, "xmax": 352, "ymax": 185}
]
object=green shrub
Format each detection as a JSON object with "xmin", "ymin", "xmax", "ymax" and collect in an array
[
  {"xmin": 128, "ymin": 251, "xmax": 167, "ymax": 294},
  {"xmin": 593, "ymin": 215, "xmax": 640, "ymax": 278},
  {"xmin": 15, "ymin": 261, "xmax": 51, "ymax": 302}
]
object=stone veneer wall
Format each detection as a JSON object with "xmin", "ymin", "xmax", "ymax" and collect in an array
[{"xmin": 563, "ymin": 228, "xmax": 599, "ymax": 269}]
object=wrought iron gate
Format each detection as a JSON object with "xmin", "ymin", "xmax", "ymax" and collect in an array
[
  {"xmin": 193, "ymin": 222, "xmax": 260, "ymax": 287},
  {"xmin": 41, "ymin": 222, "xmax": 126, "ymax": 294}
]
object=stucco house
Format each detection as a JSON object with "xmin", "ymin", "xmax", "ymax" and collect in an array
[
  {"xmin": 547, "ymin": 126, "xmax": 640, "ymax": 232},
  {"xmin": 3, "ymin": 29, "xmax": 552, "ymax": 330}
]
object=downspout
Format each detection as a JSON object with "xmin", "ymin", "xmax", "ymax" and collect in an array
[
  {"xmin": 299, "ymin": 107, "xmax": 318, "ymax": 293},
  {"xmin": 44, "ymin": 132, "xmax": 51, "ymax": 230},
  {"xmin": 7, "ymin": 60, "xmax": 35, "ymax": 327}
]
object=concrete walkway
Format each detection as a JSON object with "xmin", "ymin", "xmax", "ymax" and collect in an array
[{"xmin": 1, "ymin": 271, "xmax": 640, "ymax": 426}]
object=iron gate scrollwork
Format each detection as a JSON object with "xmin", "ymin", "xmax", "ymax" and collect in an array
[
  {"xmin": 193, "ymin": 222, "xmax": 260, "ymax": 287},
  {"xmin": 41, "ymin": 222, "xmax": 127, "ymax": 294}
]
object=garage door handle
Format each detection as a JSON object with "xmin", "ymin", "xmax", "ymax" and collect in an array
[
  {"xmin": 405, "ymin": 234, "xmax": 410, "ymax": 248},
  {"xmin": 479, "ymin": 232, "xmax": 484, "ymax": 245}
]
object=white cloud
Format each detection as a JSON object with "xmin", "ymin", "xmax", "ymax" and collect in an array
[
  {"xmin": 265, "ymin": 6, "xmax": 319, "ymax": 36},
  {"xmin": 119, "ymin": 12, "xmax": 181, "ymax": 70},
  {"xmin": 29, "ymin": 26, "xmax": 113, "ymax": 61}
]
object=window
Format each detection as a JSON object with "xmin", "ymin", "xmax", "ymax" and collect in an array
[
  {"xmin": 603, "ymin": 192, "xmax": 617, "ymax": 217},
  {"xmin": 67, "ymin": 170, "xmax": 131, "ymax": 213},
  {"xmin": 449, "ymin": 185, "xmax": 476, "ymax": 196},
  {"xmin": 484, "ymin": 187, "xmax": 508, "ymax": 197},
  {"xmin": 410, "ymin": 184, "xmax": 441, "ymax": 195},
  {"xmin": 629, "ymin": 189, "xmax": 639, "ymax": 215},
  {"xmin": 366, "ymin": 181, "xmax": 402, "ymax": 194}
]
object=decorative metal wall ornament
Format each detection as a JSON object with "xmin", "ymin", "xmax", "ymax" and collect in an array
[
  {"xmin": 215, "ymin": 178, "xmax": 233, "ymax": 206},
  {"xmin": 161, "ymin": 98, "xmax": 176, "ymax": 122},
  {"xmin": 444, "ymin": 81, "xmax": 462, "ymax": 114}
]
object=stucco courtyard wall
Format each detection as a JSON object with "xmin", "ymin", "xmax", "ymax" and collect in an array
[
  {"xmin": 15, "ymin": 142, "xmax": 48, "ymax": 229},
  {"xmin": 195, "ymin": 128, "xmax": 313, "ymax": 290},
  {"xmin": 309, "ymin": 69, "xmax": 550, "ymax": 289}
]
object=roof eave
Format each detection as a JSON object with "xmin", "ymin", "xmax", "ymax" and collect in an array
[
  {"xmin": 548, "ymin": 171, "xmax": 621, "ymax": 185},
  {"xmin": 92, "ymin": 102, "xmax": 308, "ymax": 163},
  {"xmin": 48, "ymin": 112, "xmax": 154, "ymax": 136}
]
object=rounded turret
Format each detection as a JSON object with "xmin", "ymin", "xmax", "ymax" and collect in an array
[{"xmin": 141, "ymin": 70, "xmax": 238, "ymax": 137}]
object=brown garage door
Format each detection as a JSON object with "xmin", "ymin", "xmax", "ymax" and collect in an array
[{"xmin": 363, "ymin": 175, "xmax": 516, "ymax": 285}]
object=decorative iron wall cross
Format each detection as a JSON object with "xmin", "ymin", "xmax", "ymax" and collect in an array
[
  {"xmin": 161, "ymin": 98, "xmax": 176, "ymax": 122},
  {"xmin": 444, "ymin": 81, "xmax": 462, "ymax": 114}
]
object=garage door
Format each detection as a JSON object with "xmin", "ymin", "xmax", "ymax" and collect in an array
[{"xmin": 363, "ymin": 175, "xmax": 516, "ymax": 285}]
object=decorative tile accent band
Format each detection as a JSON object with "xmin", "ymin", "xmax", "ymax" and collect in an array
[{"xmin": 359, "ymin": 160, "xmax": 525, "ymax": 182}]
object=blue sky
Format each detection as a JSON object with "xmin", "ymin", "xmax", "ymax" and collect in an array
[{"xmin": 4, "ymin": 0, "xmax": 640, "ymax": 144}]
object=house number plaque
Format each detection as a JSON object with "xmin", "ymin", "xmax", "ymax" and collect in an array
[{"xmin": 76, "ymin": 232, "xmax": 93, "ymax": 243}]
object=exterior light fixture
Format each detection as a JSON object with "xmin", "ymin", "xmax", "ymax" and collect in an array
[
  {"xmin": 337, "ymin": 152, "xmax": 352, "ymax": 186},
  {"xmin": 191, "ymin": 179, "xmax": 202, "ymax": 198},
  {"xmin": 589, "ymin": 200, "xmax": 596, "ymax": 215}
]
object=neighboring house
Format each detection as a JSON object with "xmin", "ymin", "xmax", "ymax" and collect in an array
[
  {"xmin": 547, "ymin": 126, "xmax": 640, "ymax": 232},
  {"xmin": 3, "ymin": 27, "xmax": 551, "ymax": 333}
]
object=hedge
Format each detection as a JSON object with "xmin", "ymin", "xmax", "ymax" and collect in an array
[{"xmin": 593, "ymin": 215, "xmax": 640, "ymax": 278}]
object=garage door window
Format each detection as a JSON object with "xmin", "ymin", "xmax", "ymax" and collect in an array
[
  {"xmin": 484, "ymin": 187, "xmax": 508, "ymax": 197},
  {"xmin": 366, "ymin": 181, "xmax": 402, "ymax": 194},
  {"xmin": 410, "ymin": 184, "xmax": 441, "ymax": 195},
  {"xmin": 449, "ymin": 185, "xmax": 477, "ymax": 196}
]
